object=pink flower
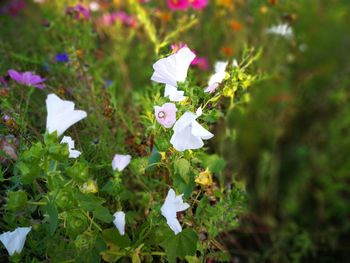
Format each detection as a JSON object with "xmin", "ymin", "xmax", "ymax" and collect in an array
[
  {"xmin": 167, "ymin": 0, "xmax": 190, "ymax": 11},
  {"xmin": 97, "ymin": 12, "xmax": 137, "ymax": 27},
  {"xmin": 154, "ymin": 103, "xmax": 177, "ymax": 128},
  {"xmin": 191, "ymin": 56, "xmax": 209, "ymax": 71},
  {"xmin": 190, "ymin": 0, "xmax": 208, "ymax": 10},
  {"xmin": 8, "ymin": 70, "xmax": 46, "ymax": 89},
  {"xmin": 167, "ymin": 0, "xmax": 208, "ymax": 11},
  {"xmin": 66, "ymin": 4, "xmax": 90, "ymax": 20}
]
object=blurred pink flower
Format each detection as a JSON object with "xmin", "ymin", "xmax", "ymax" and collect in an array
[
  {"xmin": 154, "ymin": 103, "xmax": 177, "ymax": 128},
  {"xmin": 167, "ymin": 0, "xmax": 190, "ymax": 11},
  {"xmin": 191, "ymin": 0, "xmax": 208, "ymax": 10},
  {"xmin": 66, "ymin": 4, "xmax": 90, "ymax": 20},
  {"xmin": 1, "ymin": 0, "xmax": 25, "ymax": 16},
  {"xmin": 97, "ymin": 11, "xmax": 137, "ymax": 27},
  {"xmin": 8, "ymin": 70, "xmax": 46, "ymax": 89},
  {"xmin": 167, "ymin": 0, "xmax": 208, "ymax": 11},
  {"xmin": 191, "ymin": 56, "xmax": 209, "ymax": 71}
]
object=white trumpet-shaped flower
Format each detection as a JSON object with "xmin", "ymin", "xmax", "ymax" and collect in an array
[
  {"xmin": 266, "ymin": 23, "xmax": 293, "ymax": 38},
  {"xmin": 46, "ymin": 94, "xmax": 87, "ymax": 137},
  {"xmin": 112, "ymin": 154, "xmax": 131, "ymax": 171},
  {"xmin": 0, "ymin": 227, "xmax": 31, "ymax": 256},
  {"xmin": 205, "ymin": 61, "xmax": 228, "ymax": 93},
  {"xmin": 151, "ymin": 47, "xmax": 196, "ymax": 88},
  {"xmin": 113, "ymin": 211, "xmax": 126, "ymax": 236},
  {"xmin": 60, "ymin": 136, "xmax": 81, "ymax": 158},
  {"xmin": 161, "ymin": 189, "xmax": 190, "ymax": 235},
  {"xmin": 164, "ymin": 84, "xmax": 186, "ymax": 102},
  {"xmin": 170, "ymin": 109, "xmax": 214, "ymax": 151}
]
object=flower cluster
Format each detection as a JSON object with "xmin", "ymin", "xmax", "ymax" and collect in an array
[{"xmin": 167, "ymin": 0, "xmax": 208, "ymax": 11}]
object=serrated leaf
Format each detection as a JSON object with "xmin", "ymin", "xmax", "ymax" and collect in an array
[
  {"xmin": 161, "ymin": 229, "xmax": 198, "ymax": 263},
  {"xmin": 174, "ymin": 159, "xmax": 191, "ymax": 183}
]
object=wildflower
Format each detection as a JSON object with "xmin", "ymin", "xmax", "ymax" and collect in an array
[
  {"xmin": 89, "ymin": 2, "xmax": 100, "ymax": 11},
  {"xmin": 55, "ymin": 53, "xmax": 69, "ymax": 63},
  {"xmin": 112, "ymin": 154, "xmax": 131, "ymax": 171},
  {"xmin": 191, "ymin": 0, "xmax": 209, "ymax": 10},
  {"xmin": 161, "ymin": 189, "xmax": 190, "ymax": 235},
  {"xmin": 266, "ymin": 23, "xmax": 293, "ymax": 38},
  {"xmin": 195, "ymin": 168, "xmax": 213, "ymax": 186},
  {"xmin": 8, "ymin": 69, "xmax": 46, "ymax": 89},
  {"xmin": 113, "ymin": 211, "xmax": 126, "ymax": 235},
  {"xmin": 46, "ymin": 94, "xmax": 87, "ymax": 137},
  {"xmin": 167, "ymin": 0, "xmax": 190, "ymax": 11},
  {"xmin": 205, "ymin": 61, "xmax": 228, "ymax": 93},
  {"xmin": 151, "ymin": 46, "xmax": 196, "ymax": 88},
  {"xmin": 80, "ymin": 180, "xmax": 98, "ymax": 194},
  {"xmin": 1, "ymin": 0, "xmax": 25, "ymax": 16},
  {"xmin": 66, "ymin": 4, "xmax": 90, "ymax": 20},
  {"xmin": 60, "ymin": 136, "xmax": 81, "ymax": 158},
  {"xmin": 170, "ymin": 108, "xmax": 213, "ymax": 151},
  {"xmin": 0, "ymin": 227, "xmax": 31, "ymax": 256},
  {"xmin": 164, "ymin": 84, "xmax": 186, "ymax": 102},
  {"xmin": 154, "ymin": 103, "xmax": 177, "ymax": 128},
  {"xmin": 191, "ymin": 56, "xmax": 209, "ymax": 71}
]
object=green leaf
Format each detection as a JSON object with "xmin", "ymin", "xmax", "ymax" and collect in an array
[
  {"xmin": 161, "ymin": 229, "xmax": 198, "ymax": 263},
  {"xmin": 102, "ymin": 228, "xmax": 131, "ymax": 248},
  {"xmin": 46, "ymin": 202, "xmax": 58, "ymax": 235},
  {"xmin": 174, "ymin": 159, "xmax": 191, "ymax": 184},
  {"xmin": 200, "ymin": 154, "xmax": 226, "ymax": 174},
  {"xmin": 93, "ymin": 206, "xmax": 113, "ymax": 223},
  {"xmin": 6, "ymin": 190, "xmax": 27, "ymax": 211}
]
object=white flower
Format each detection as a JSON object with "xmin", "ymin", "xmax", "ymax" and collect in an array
[
  {"xmin": 164, "ymin": 84, "xmax": 186, "ymax": 102},
  {"xmin": 60, "ymin": 136, "xmax": 81, "ymax": 158},
  {"xmin": 113, "ymin": 211, "xmax": 126, "ymax": 236},
  {"xmin": 205, "ymin": 61, "xmax": 228, "ymax": 93},
  {"xmin": 266, "ymin": 23, "xmax": 293, "ymax": 38},
  {"xmin": 161, "ymin": 189, "xmax": 190, "ymax": 235},
  {"xmin": 46, "ymin": 94, "xmax": 87, "ymax": 137},
  {"xmin": 170, "ymin": 110, "xmax": 214, "ymax": 151},
  {"xmin": 0, "ymin": 227, "xmax": 31, "ymax": 256},
  {"xmin": 151, "ymin": 47, "xmax": 196, "ymax": 88},
  {"xmin": 112, "ymin": 154, "xmax": 131, "ymax": 171}
]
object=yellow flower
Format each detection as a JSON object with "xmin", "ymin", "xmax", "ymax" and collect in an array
[
  {"xmin": 80, "ymin": 180, "xmax": 98, "ymax": 194},
  {"xmin": 195, "ymin": 169, "xmax": 213, "ymax": 186},
  {"xmin": 160, "ymin": 152, "xmax": 166, "ymax": 161}
]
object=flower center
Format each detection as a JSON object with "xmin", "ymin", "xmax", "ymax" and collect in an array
[{"xmin": 158, "ymin": 111, "xmax": 166, "ymax": 119}]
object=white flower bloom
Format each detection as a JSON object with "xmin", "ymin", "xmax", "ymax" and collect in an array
[
  {"xmin": 46, "ymin": 94, "xmax": 87, "ymax": 137},
  {"xmin": 196, "ymin": 107, "xmax": 203, "ymax": 117},
  {"xmin": 232, "ymin": 59, "xmax": 238, "ymax": 68},
  {"xmin": 205, "ymin": 61, "xmax": 228, "ymax": 93},
  {"xmin": 161, "ymin": 189, "xmax": 190, "ymax": 235},
  {"xmin": 112, "ymin": 154, "xmax": 131, "ymax": 171},
  {"xmin": 170, "ymin": 111, "xmax": 214, "ymax": 151},
  {"xmin": 151, "ymin": 47, "xmax": 196, "ymax": 88},
  {"xmin": 266, "ymin": 23, "xmax": 293, "ymax": 38},
  {"xmin": 113, "ymin": 211, "xmax": 126, "ymax": 236},
  {"xmin": 164, "ymin": 84, "xmax": 186, "ymax": 102},
  {"xmin": 60, "ymin": 136, "xmax": 81, "ymax": 158},
  {"xmin": 0, "ymin": 227, "xmax": 31, "ymax": 256}
]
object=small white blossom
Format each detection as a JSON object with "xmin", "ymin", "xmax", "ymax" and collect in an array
[
  {"xmin": 151, "ymin": 47, "xmax": 196, "ymax": 88},
  {"xmin": 164, "ymin": 84, "xmax": 186, "ymax": 102},
  {"xmin": 112, "ymin": 154, "xmax": 131, "ymax": 171},
  {"xmin": 0, "ymin": 227, "xmax": 31, "ymax": 256},
  {"xmin": 46, "ymin": 94, "xmax": 87, "ymax": 137},
  {"xmin": 113, "ymin": 211, "xmax": 126, "ymax": 236},
  {"xmin": 60, "ymin": 136, "xmax": 81, "ymax": 158},
  {"xmin": 170, "ymin": 111, "xmax": 213, "ymax": 151},
  {"xmin": 205, "ymin": 61, "xmax": 228, "ymax": 93},
  {"xmin": 266, "ymin": 23, "xmax": 293, "ymax": 38},
  {"xmin": 161, "ymin": 189, "xmax": 190, "ymax": 235}
]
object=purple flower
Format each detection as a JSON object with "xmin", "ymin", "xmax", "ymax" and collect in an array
[
  {"xmin": 8, "ymin": 70, "xmax": 46, "ymax": 89},
  {"xmin": 55, "ymin": 53, "xmax": 69, "ymax": 63},
  {"xmin": 154, "ymin": 103, "xmax": 177, "ymax": 128},
  {"xmin": 74, "ymin": 4, "xmax": 90, "ymax": 20}
]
